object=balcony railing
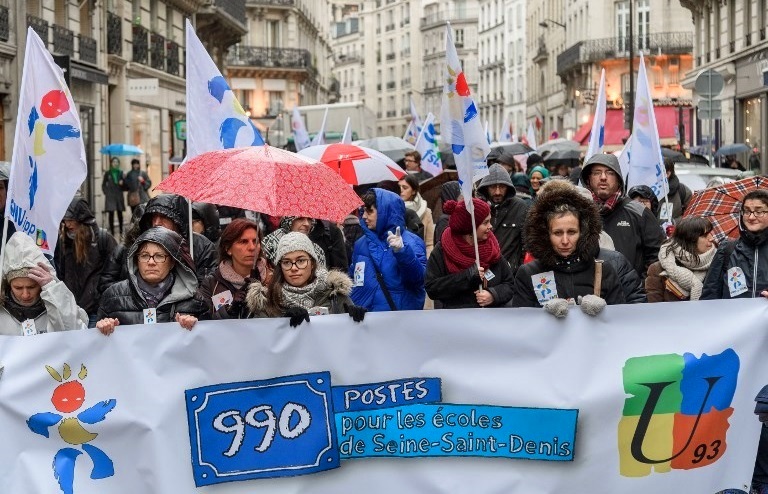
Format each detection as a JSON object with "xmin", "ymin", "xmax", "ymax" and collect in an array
[
  {"xmin": 0, "ymin": 5, "xmax": 9, "ymax": 42},
  {"xmin": 420, "ymin": 9, "xmax": 478, "ymax": 28},
  {"xmin": 79, "ymin": 35, "xmax": 97, "ymax": 64},
  {"xmin": 249, "ymin": 0, "xmax": 294, "ymax": 5},
  {"xmin": 226, "ymin": 46, "xmax": 313, "ymax": 70},
  {"xmin": 27, "ymin": 15, "xmax": 49, "ymax": 44},
  {"xmin": 132, "ymin": 24, "xmax": 149, "ymax": 64},
  {"xmin": 150, "ymin": 32, "xmax": 165, "ymax": 71},
  {"xmin": 53, "ymin": 24, "xmax": 75, "ymax": 56},
  {"xmin": 167, "ymin": 40, "xmax": 180, "ymax": 76},
  {"xmin": 557, "ymin": 32, "xmax": 693, "ymax": 75},
  {"xmin": 107, "ymin": 12, "xmax": 122, "ymax": 55}
]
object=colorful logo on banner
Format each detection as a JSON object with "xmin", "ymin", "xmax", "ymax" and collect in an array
[
  {"xmin": 186, "ymin": 373, "xmax": 578, "ymax": 486},
  {"xmin": 26, "ymin": 364, "xmax": 117, "ymax": 494},
  {"xmin": 618, "ymin": 349, "xmax": 739, "ymax": 477}
]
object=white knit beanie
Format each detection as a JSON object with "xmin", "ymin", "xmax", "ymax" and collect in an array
[{"xmin": 275, "ymin": 232, "xmax": 319, "ymax": 264}]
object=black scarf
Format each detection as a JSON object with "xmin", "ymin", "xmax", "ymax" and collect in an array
[
  {"xmin": 741, "ymin": 226, "xmax": 768, "ymax": 248},
  {"xmin": 136, "ymin": 272, "xmax": 175, "ymax": 308},
  {"xmin": 4, "ymin": 293, "xmax": 46, "ymax": 323}
]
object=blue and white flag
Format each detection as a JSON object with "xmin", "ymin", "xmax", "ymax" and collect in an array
[
  {"xmin": 409, "ymin": 95, "xmax": 423, "ymax": 133},
  {"xmin": 627, "ymin": 53, "xmax": 668, "ymax": 199},
  {"xmin": 185, "ymin": 20, "xmax": 263, "ymax": 160},
  {"xmin": 584, "ymin": 69, "xmax": 607, "ymax": 161},
  {"xmin": 617, "ymin": 134, "xmax": 632, "ymax": 184},
  {"xmin": 403, "ymin": 120, "xmax": 418, "ymax": 145},
  {"xmin": 309, "ymin": 107, "xmax": 328, "ymax": 147},
  {"xmin": 5, "ymin": 28, "xmax": 86, "ymax": 254},
  {"xmin": 414, "ymin": 112, "xmax": 443, "ymax": 177},
  {"xmin": 484, "ymin": 120, "xmax": 492, "ymax": 144},
  {"xmin": 526, "ymin": 122, "xmax": 538, "ymax": 151},
  {"xmin": 440, "ymin": 23, "xmax": 490, "ymax": 211},
  {"xmin": 340, "ymin": 117, "xmax": 352, "ymax": 144},
  {"xmin": 498, "ymin": 115, "xmax": 513, "ymax": 142},
  {"xmin": 291, "ymin": 107, "xmax": 311, "ymax": 151}
]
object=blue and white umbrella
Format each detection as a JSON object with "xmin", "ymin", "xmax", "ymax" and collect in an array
[{"xmin": 99, "ymin": 143, "xmax": 144, "ymax": 156}]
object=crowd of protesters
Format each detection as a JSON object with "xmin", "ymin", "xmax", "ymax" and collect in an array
[{"xmin": 2, "ymin": 148, "xmax": 768, "ymax": 492}]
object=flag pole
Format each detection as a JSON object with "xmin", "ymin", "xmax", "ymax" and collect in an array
[
  {"xmin": 0, "ymin": 217, "xmax": 9, "ymax": 297},
  {"xmin": 467, "ymin": 199, "xmax": 483, "ymax": 293}
]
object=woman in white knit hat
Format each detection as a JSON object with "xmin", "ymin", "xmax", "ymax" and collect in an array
[
  {"xmin": 0, "ymin": 232, "xmax": 87, "ymax": 335},
  {"xmin": 246, "ymin": 232, "xmax": 367, "ymax": 327}
]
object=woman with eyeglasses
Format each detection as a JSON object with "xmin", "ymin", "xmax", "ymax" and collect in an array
[
  {"xmin": 96, "ymin": 227, "xmax": 207, "ymax": 334},
  {"xmin": 196, "ymin": 219, "xmax": 272, "ymax": 319},
  {"xmin": 702, "ymin": 189, "xmax": 768, "ymax": 300},
  {"xmin": 245, "ymin": 232, "xmax": 366, "ymax": 327}
]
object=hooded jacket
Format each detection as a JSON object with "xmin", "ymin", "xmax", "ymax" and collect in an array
[
  {"xmin": 245, "ymin": 269, "xmax": 355, "ymax": 317},
  {"xmin": 666, "ymin": 174, "xmax": 692, "ymax": 221},
  {"xmin": 0, "ymin": 233, "xmax": 87, "ymax": 334},
  {"xmin": 54, "ymin": 197, "xmax": 117, "ymax": 314},
  {"xmin": 512, "ymin": 186, "xmax": 625, "ymax": 307},
  {"xmin": 97, "ymin": 227, "xmax": 207, "ymax": 325},
  {"xmin": 581, "ymin": 155, "xmax": 664, "ymax": 279},
  {"xmin": 349, "ymin": 188, "xmax": 427, "ymax": 311},
  {"xmin": 137, "ymin": 194, "xmax": 218, "ymax": 283},
  {"xmin": 477, "ymin": 164, "xmax": 530, "ymax": 272},
  {"xmin": 192, "ymin": 202, "xmax": 221, "ymax": 243},
  {"xmin": 701, "ymin": 220, "xmax": 768, "ymax": 300}
]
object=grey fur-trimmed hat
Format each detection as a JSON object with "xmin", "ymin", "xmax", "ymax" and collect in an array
[{"xmin": 275, "ymin": 232, "xmax": 319, "ymax": 264}]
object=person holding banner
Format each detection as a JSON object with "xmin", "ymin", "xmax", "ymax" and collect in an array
[
  {"xmin": 512, "ymin": 183, "xmax": 625, "ymax": 315},
  {"xmin": 95, "ymin": 227, "xmax": 207, "ymax": 334},
  {"xmin": 425, "ymin": 198, "xmax": 513, "ymax": 309},
  {"xmin": 349, "ymin": 189, "xmax": 427, "ymax": 312},
  {"xmin": 0, "ymin": 232, "xmax": 87, "ymax": 335},
  {"xmin": 245, "ymin": 232, "xmax": 366, "ymax": 326}
]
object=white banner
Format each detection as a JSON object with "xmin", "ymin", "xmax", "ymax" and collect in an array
[{"xmin": 0, "ymin": 299, "xmax": 765, "ymax": 494}]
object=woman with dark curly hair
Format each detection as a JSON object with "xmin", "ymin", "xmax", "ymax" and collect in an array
[{"xmin": 512, "ymin": 180, "xmax": 625, "ymax": 316}]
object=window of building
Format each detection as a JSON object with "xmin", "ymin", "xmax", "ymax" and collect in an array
[
  {"xmin": 267, "ymin": 20, "xmax": 280, "ymax": 48},
  {"xmin": 54, "ymin": 0, "xmax": 67, "ymax": 26},
  {"xmin": 637, "ymin": 0, "xmax": 650, "ymax": 50},
  {"xmin": 616, "ymin": 1, "xmax": 629, "ymax": 53},
  {"xmin": 455, "ymin": 29, "xmax": 465, "ymax": 47}
]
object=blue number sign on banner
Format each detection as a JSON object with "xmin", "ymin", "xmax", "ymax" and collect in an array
[{"xmin": 185, "ymin": 372, "xmax": 339, "ymax": 486}]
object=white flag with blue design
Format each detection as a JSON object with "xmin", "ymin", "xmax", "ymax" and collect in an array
[
  {"xmin": 526, "ymin": 122, "xmax": 538, "ymax": 151},
  {"xmin": 440, "ymin": 24, "xmax": 490, "ymax": 210},
  {"xmin": 309, "ymin": 107, "xmax": 328, "ymax": 147},
  {"xmin": 185, "ymin": 20, "xmax": 263, "ymax": 160},
  {"xmin": 291, "ymin": 107, "xmax": 311, "ymax": 151},
  {"xmin": 414, "ymin": 112, "xmax": 443, "ymax": 177},
  {"xmin": 409, "ymin": 96, "xmax": 423, "ymax": 133},
  {"xmin": 584, "ymin": 69, "xmax": 607, "ymax": 161},
  {"xmin": 627, "ymin": 53, "xmax": 668, "ymax": 199},
  {"xmin": 403, "ymin": 120, "xmax": 418, "ymax": 145},
  {"xmin": 5, "ymin": 28, "xmax": 86, "ymax": 254},
  {"xmin": 498, "ymin": 115, "xmax": 513, "ymax": 142},
  {"xmin": 485, "ymin": 120, "xmax": 492, "ymax": 144}
]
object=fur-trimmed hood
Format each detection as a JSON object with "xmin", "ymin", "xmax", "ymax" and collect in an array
[
  {"xmin": 524, "ymin": 180, "xmax": 602, "ymax": 268},
  {"xmin": 246, "ymin": 269, "xmax": 352, "ymax": 315}
]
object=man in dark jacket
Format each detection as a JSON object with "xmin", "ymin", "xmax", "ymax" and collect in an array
[
  {"xmin": 476, "ymin": 163, "xmax": 530, "ymax": 273},
  {"xmin": 581, "ymin": 154, "xmax": 664, "ymax": 280},
  {"xmin": 663, "ymin": 160, "xmax": 692, "ymax": 222}
]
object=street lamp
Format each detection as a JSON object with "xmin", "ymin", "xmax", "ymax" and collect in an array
[{"xmin": 539, "ymin": 19, "xmax": 566, "ymax": 30}]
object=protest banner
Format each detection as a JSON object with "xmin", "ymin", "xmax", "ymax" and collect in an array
[{"xmin": 0, "ymin": 299, "xmax": 764, "ymax": 493}]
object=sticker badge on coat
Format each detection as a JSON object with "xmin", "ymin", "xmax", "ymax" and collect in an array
[
  {"xmin": 532, "ymin": 271, "xmax": 558, "ymax": 304},
  {"xmin": 727, "ymin": 267, "xmax": 748, "ymax": 297},
  {"xmin": 212, "ymin": 290, "xmax": 233, "ymax": 311},
  {"xmin": 143, "ymin": 308, "xmax": 157, "ymax": 324},
  {"xmin": 309, "ymin": 306, "xmax": 329, "ymax": 316},
  {"xmin": 21, "ymin": 319, "xmax": 37, "ymax": 336},
  {"xmin": 659, "ymin": 202, "xmax": 674, "ymax": 221},
  {"xmin": 353, "ymin": 262, "xmax": 365, "ymax": 287},
  {"xmin": 484, "ymin": 269, "xmax": 496, "ymax": 281}
]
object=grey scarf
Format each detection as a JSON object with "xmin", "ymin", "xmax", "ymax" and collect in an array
[
  {"xmin": 280, "ymin": 269, "xmax": 329, "ymax": 309},
  {"xmin": 137, "ymin": 272, "xmax": 175, "ymax": 308}
]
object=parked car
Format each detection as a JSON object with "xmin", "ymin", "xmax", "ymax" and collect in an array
[{"xmin": 674, "ymin": 163, "xmax": 755, "ymax": 191}]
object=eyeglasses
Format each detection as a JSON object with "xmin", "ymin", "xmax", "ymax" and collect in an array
[
  {"xmin": 590, "ymin": 169, "xmax": 617, "ymax": 178},
  {"xmin": 138, "ymin": 253, "xmax": 169, "ymax": 264},
  {"xmin": 280, "ymin": 258, "xmax": 310, "ymax": 270},
  {"xmin": 404, "ymin": 158, "xmax": 416, "ymax": 163},
  {"xmin": 742, "ymin": 209, "xmax": 768, "ymax": 218}
]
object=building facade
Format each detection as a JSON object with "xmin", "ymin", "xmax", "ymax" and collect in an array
[
  {"xmin": 504, "ymin": 0, "xmax": 527, "ymax": 140},
  {"xmin": 478, "ymin": 0, "xmax": 505, "ymax": 141},
  {"xmin": 331, "ymin": 2, "xmax": 364, "ymax": 105},
  {"xmin": 680, "ymin": 0, "xmax": 768, "ymax": 171}
]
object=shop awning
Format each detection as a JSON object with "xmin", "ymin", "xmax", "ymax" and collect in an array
[{"xmin": 573, "ymin": 106, "xmax": 681, "ymax": 146}]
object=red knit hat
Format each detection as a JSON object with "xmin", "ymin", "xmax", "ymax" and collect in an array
[{"xmin": 444, "ymin": 198, "xmax": 491, "ymax": 235}]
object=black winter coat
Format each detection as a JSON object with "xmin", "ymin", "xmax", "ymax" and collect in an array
[
  {"xmin": 701, "ymin": 228, "xmax": 768, "ymax": 300},
  {"xmin": 599, "ymin": 249, "xmax": 646, "ymax": 303},
  {"xmin": 195, "ymin": 267, "xmax": 254, "ymax": 319},
  {"xmin": 97, "ymin": 228, "xmax": 207, "ymax": 325},
  {"xmin": 425, "ymin": 242, "xmax": 514, "ymax": 309},
  {"xmin": 55, "ymin": 226, "xmax": 116, "ymax": 314},
  {"xmin": 601, "ymin": 198, "xmax": 664, "ymax": 279},
  {"xmin": 309, "ymin": 220, "xmax": 348, "ymax": 271}
]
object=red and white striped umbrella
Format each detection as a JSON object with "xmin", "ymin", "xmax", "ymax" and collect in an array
[{"xmin": 298, "ymin": 143, "xmax": 405, "ymax": 185}]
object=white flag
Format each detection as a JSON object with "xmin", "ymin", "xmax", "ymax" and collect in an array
[
  {"xmin": 409, "ymin": 95, "xmax": 423, "ymax": 132},
  {"xmin": 526, "ymin": 122, "xmax": 538, "ymax": 151},
  {"xmin": 185, "ymin": 20, "xmax": 263, "ymax": 160},
  {"xmin": 309, "ymin": 107, "xmax": 328, "ymax": 147},
  {"xmin": 484, "ymin": 120, "xmax": 492, "ymax": 144},
  {"xmin": 498, "ymin": 115, "xmax": 513, "ymax": 142},
  {"xmin": 340, "ymin": 117, "xmax": 352, "ymax": 144},
  {"xmin": 291, "ymin": 107, "xmax": 311, "ymax": 151},
  {"xmin": 402, "ymin": 120, "xmax": 418, "ymax": 145},
  {"xmin": 5, "ymin": 28, "xmax": 87, "ymax": 254},
  {"xmin": 414, "ymin": 112, "xmax": 443, "ymax": 177},
  {"xmin": 440, "ymin": 23, "xmax": 490, "ymax": 211},
  {"xmin": 584, "ymin": 69, "xmax": 607, "ymax": 162},
  {"xmin": 627, "ymin": 53, "xmax": 669, "ymax": 199},
  {"xmin": 617, "ymin": 134, "xmax": 632, "ymax": 184}
]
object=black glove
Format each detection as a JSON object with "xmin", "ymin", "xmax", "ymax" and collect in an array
[
  {"xmin": 284, "ymin": 306, "xmax": 310, "ymax": 328},
  {"xmin": 344, "ymin": 303, "xmax": 367, "ymax": 323},
  {"xmin": 226, "ymin": 289, "xmax": 246, "ymax": 317}
]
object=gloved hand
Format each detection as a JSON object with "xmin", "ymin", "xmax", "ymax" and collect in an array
[
  {"xmin": 578, "ymin": 294, "xmax": 607, "ymax": 316},
  {"xmin": 387, "ymin": 226, "xmax": 404, "ymax": 253},
  {"xmin": 226, "ymin": 289, "xmax": 247, "ymax": 317},
  {"xmin": 284, "ymin": 306, "xmax": 310, "ymax": 328},
  {"xmin": 344, "ymin": 303, "xmax": 367, "ymax": 323},
  {"xmin": 543, "ymin": 298, "xmax": 569, "ymax": 318}
]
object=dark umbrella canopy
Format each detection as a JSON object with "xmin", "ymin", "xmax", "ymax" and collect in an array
[
  {"xmin": 543, "ymin": 149, "xmax": 581, "ymax": 162},
  {"xmin": 661, "ymin": 148, "xmax": 687, "ymax": 162},
  {"xmin": 490, "ymin": 142, "xmax": 533, "ymax": 156}
]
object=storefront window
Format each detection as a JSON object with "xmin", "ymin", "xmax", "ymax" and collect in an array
[
  {"xmin": 744, "ymin": 96, "xmax": 762, "ymax": 149},
  {"xmin": 130, "ymin": 104, "xmax": 162, "ymax": 196}
]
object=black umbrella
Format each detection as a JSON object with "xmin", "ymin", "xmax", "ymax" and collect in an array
[
  {"xmin": 491, "ymin": 142, "xmax": 534, "ymax": 156},
  {"xmin": 543, "ymin": 149, "xmax": 581, "ymax": 162},
  {"xmin": 661, "ymin": 148, "xmax": 687, "ymax": 162}
]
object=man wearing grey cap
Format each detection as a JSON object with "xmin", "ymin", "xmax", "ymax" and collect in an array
[{"xmin": 581, "ymin": 153, "xmax": 663, "ymax": 280}]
